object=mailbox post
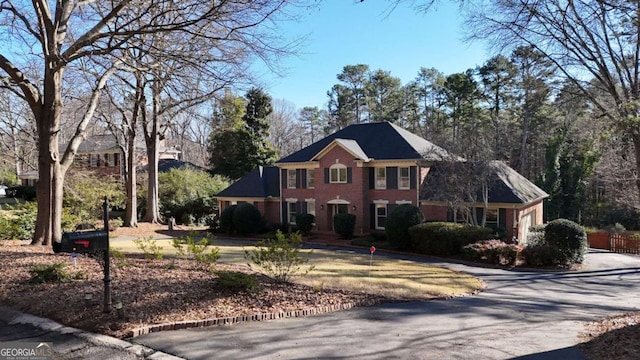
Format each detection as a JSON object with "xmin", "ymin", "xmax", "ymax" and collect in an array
[
  {"xmin": 102, "ymin": 198, "xmax": 111, "ymax": 313},
  {"xmin": 53, "ymin": 198, "xmax": 111, "ymax": 313}
]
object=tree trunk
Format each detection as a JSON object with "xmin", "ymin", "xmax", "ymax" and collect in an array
[
  {"xmin": 32, "ymin": 68, "xmax": 64, "ymax": 246},
  {"xmin": 124, "ymin": 132, "xmax": 138, "ymax": 227},
  {"xmin": 143, "ymin": 136, "xmax": 160, "ymax": 223}
]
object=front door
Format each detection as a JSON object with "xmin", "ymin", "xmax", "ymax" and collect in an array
[{"xmin": 330, "ymin": 204, "xmax": 349, "ymax": 230}]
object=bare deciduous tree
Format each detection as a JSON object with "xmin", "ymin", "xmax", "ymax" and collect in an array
[{"xmin": 0, "ymin": 0, "xmax": 306, "ymax": 244}]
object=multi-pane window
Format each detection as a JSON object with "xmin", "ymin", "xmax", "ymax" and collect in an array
[
  {"xmin": 399, "ymin": 167, "xmax": 410, "ymax": 189},
  {"xmin": 90, "ymin": 154, "xmax": 98, "ymax": 167},
  {"xmin": 375, "ymin": 204, "xmax": 387, "ymax": 229},
  {"xmin": 307, "ymin": 200, "xmax": 316, "ymax": 216},
  {"xmin": 287, "ymin": 169, "xmax": 296, "ymax": 189},
  {"xmin": 485, "ymin": 208, "xmax": 499, "ymax": 230},
  {"xmin": 288, "ymin": 202, "xmax": 297, "ymax": 224},
  {"xmin": 375, "ymin": 167, "xmax": 386, "ymax": 189},
  {"xmin": 307, "ymin": 169, "xmax": 315, "ymax": 189},
  {"xmin": 330, "ymin": 165, "xmax": 347, "ymax": 183}
]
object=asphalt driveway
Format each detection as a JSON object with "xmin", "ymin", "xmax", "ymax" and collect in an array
[{"xmin": 133, "ymin": 249, "xmax": 640, "ymax": 359}]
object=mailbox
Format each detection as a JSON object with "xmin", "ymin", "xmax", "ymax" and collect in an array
[{"xmin": 53, "ymin": 230, "xmax": 109, "ymax": 253}]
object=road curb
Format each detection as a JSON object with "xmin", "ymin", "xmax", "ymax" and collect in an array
[{"xmin": 0, "ymin": 306, "xmax": 183, "ymax": 359}]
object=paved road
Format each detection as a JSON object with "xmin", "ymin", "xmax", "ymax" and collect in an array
[{"xmin": 132, "ymin": 249, "xmax": 640, "ymax": 360}]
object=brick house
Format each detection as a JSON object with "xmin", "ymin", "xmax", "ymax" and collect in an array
[
  {"xmin": 19, "ymin": 134, "xmax": 182, "ymax": 183},
  {"xmin": 216, "ymin": 122, "xmax": 548, "ymax": 240}
]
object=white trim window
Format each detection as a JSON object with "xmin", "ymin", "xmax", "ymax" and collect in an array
[
  {"xmin": 485, "ymin": 208, "xmax": 499, "ymax": 229},
  {"xmin": 307, "ymin": 169, "xmax": 315, "ymax": 189},
  {"xmin": 399, "ymin": 167, "xmax": 410, "ymax": 190},
  {"xmin": 330, "ymin": 164, "xmax": 347, "ymax": 183},
  {"xmin": 375, "ymin": 204, "xmax": 387, "ymax": 229},
  {"xmin": 375, "ymin": 167, "xmax": 386, "ymax": 189},
  {"xmin": 287, "ymin": 202, "xmax": 297, "ymax": 224},
  {"xmin": 287, "ymin": 169, "xmax": 297, "ymax": 189},
  {"xmin": 307, "ymin": 200, "xmax": 316, "ymax": 216}
]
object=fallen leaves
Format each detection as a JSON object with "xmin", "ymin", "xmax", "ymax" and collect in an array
[
  {"xmin": 579, "ymin": 312, "xmax": 640, "ymax": 360},
  {"xmin": 0, "ymin": 244, "xmax": 385, "ymax": 339}
]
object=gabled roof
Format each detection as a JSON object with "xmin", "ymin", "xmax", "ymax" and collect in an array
[
  {"xmin": 216, "ymin": 166, "xmax": 280, "ymax": 198},
  {"xmin": 421, "ymin": 161, "xmax": 548, "ymax": 204},
  {"xmin": 312, "ymin": 139, "xmax": 371, "ymax": 162},
  {"xmin": 277, "ymin": 122, "xmax": 452, "ymax": 163}
]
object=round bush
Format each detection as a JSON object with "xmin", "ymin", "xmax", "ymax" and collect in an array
[
  {"xmin": 333, "ymin": 213, "xmax": 356, "ymax": 239},
  {"xmin": 544, "ymin": 218, "xmax": 588, "ymax": 264},
  {"xmin": 219, "ymin": 205, "xmax": 236, "ymax": 234},
  {"xmin": 295, "ymin": 213, "xmax": 315, "ymax": 235},
  {"xmin": 232, "ymin": 203, "xmax": 262, "ymax": 235},
  {"xmin": 386, "ymin": 204, "xmax": 424, "ymax": 250}
]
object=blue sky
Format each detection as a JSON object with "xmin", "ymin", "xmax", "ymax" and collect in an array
[{"xmin": 256, "ymin": 1, "xmax": 492, "ymax": 111}]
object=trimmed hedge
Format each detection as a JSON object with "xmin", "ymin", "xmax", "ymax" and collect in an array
[
  {"xmin": 461, "ymin": 240, "xmax": 521, "ymax": 266},
  {"xmin": 219, "ymin": 205, "xmax": 237, "ymax": 234},
  {"xmin": 334, "ymin": 213, "xmax": 356, "ymax": 239},
  {"xmin": 521, "ymin": 244, "xmax": 559, "ymax": 267},
  {"xmin": 408, "ymin": 222, "xmax": 493, "ymax": 256},
  {"xmin": 295, "ymin": 213, "xmax": 315, "ymax": 235},
  {"xmin": 385, "ymin": 204, "xmax": 424, "ymax": 250},
  {"xmin": 232, "ymin": 203, "xmax": 262, "ymax": 235},
  {"xmin": 544, "ymin": 218, "xmax": 588, "ymax": 264}
]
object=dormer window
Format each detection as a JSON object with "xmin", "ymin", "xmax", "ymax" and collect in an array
[{"xmin": 330, "ymin": 164, "xmax": 347, "ymax": 183}]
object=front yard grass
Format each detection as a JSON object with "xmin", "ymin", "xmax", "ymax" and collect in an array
[{"xmin": 111, "ymin": 237, "xmax": 482, "ymax": 300}]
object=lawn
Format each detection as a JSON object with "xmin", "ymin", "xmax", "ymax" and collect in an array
[
  {"xmin": 110, "ymin": 236, "xmax": 482, "ymax": 300},
  {"xmin": 0, "ymin": 225, "xmax": 481, "ymax": 340}
]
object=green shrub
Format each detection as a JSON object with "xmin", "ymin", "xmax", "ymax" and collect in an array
[
  {"xmin": 385, "ymin": 204, "xmax": 424, "ymax": 250},
  {"xmin": 219, "ymin": 205, "xmax": 236, "ymax": 234},
  {"xmin": 351, "ymin": 231, "xmax": 389, "ymax": 248},
  {"xmin": 521, "ymin": 244, "xmax": 559, "ymax": 267},
  {"xmin": 244, "ymin": 230, "xmax": 314, "ymax": 283},
  {"xmin": 461, "ymin": 240, "xmax": 521, "ymax": 266},
  {"xmin": 526, "ymin": 224, "xmax": 546, "ymax": 246},
  {"xmin": 295, "ymin": 213, "xmax": 315, "ymax": 235},
  {"xmin": 29, "ymin": 263, "xmax": 72, "ymax": 284},
  {"xmin": 63, "ymin": 173, "xmax": 125, "ymax": 220},
  {"xmin": 6, "ymin": 185, "xmax": 36, "ymax": 200},
  {"xmin": 544, "ymin": 218, "xmax": 588, "ymax": 264},
  {"xmin": 232, "ymin": 203, "xmax": 262, "ymax": 235},
  {"xmin": 159, "ymin": 168, "xmax": 228, "ymax": 225},
  {"xmin": 333, "ymin": 213, "xmax": 356, "ymax": 239},
  {"xmin": 603, "ymin": 207, "xmax": 640, "ymax": 230},
  {"xmin": 214, "ymin": 270, "xmax": 260, "ymax": 294},
  {"xmin": 172, "ymin": 232, "xmax": 220, "ymax": 268},
  {"xmin": 133, "ymin": 236, "xmax": 164, "ymax": 260},
  {"xmin": 408, "ymin": 222, "xmax": 493, "ymax": 257},
  {"xmin": 0, "ymin": 202, "xmax": 37, "ymax": 240}
]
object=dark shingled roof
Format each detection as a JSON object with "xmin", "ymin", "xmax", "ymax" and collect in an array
[
  {"xmin": 277, "ymin": 122, "xmax": 452, "ymax": 163},
  {"xmin": 421, "ymin": 161, "xmax": 548, "ymax": 204},
  {"xmin": 216, "ymin": 166, "xmax": 280, "ymax": 198},
  {"xmin": 157, "ymin": 159, "xmax": 206, "ymax": 173}
]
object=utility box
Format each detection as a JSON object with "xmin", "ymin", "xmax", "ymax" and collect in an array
[{"xmin": 53, "ymin": 230, "xmax": 109, "ymax": 253}]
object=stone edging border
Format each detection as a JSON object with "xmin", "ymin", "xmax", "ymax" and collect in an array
[{"xmin": 128, "ymin": 298, "xmax": 384, "ymax": 338}]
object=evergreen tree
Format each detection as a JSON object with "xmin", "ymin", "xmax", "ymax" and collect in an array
[{"xmin": 209, "ymin": 88, "xmax": 276, "ymax": 179}]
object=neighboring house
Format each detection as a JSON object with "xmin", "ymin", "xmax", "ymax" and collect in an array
[
  {"xmin": 18, "ymin": 134, "xmax": 182, "ymax": 182},
  {"xmin": 70, "ymin": 134, "xmax": 124, "ymax": 178},
  {"xmin": 215, "ymin": 122, "xmax": 548, "ymax": 240}
]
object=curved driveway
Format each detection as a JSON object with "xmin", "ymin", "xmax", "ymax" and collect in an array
[{"xmin": 133, "ymin": 249, "xmax": 640, "ymax": 359}]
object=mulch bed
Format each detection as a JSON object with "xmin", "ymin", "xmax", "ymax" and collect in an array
[{"xmin": 0, "ymin": 244, "xmax": 385, "ymax": 339}]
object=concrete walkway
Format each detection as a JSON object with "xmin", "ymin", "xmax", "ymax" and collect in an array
[{"xmin": 131, "ymin": 248, "xmax": 640, "ymax": 360}]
